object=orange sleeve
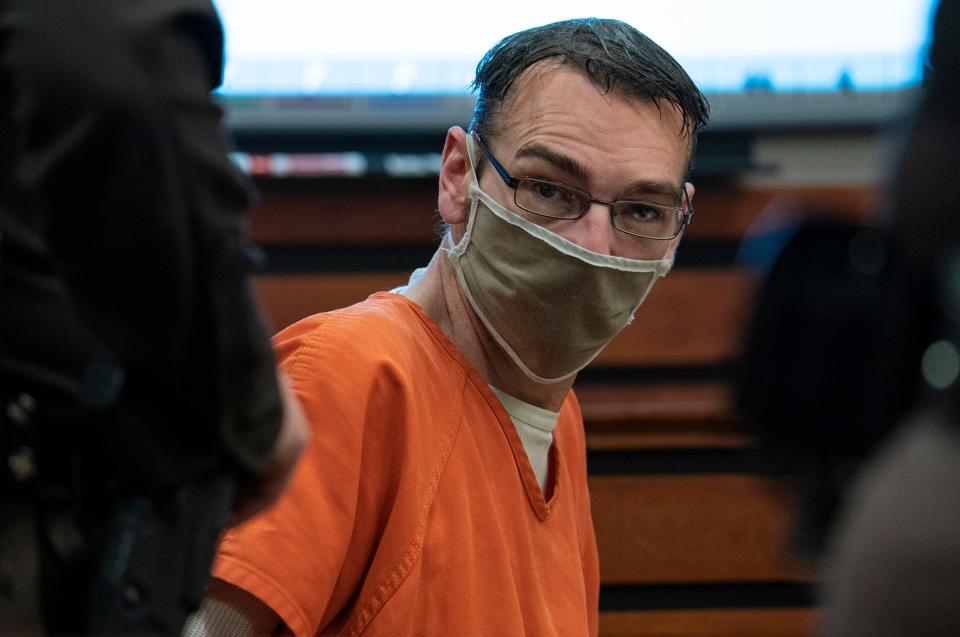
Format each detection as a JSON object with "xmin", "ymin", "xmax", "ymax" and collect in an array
[{"xmin": 213, "ymin": 314, "xmax": 384, "ymax": 636}]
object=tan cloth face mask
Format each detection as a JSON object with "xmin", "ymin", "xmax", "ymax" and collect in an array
[{"xmin": 443, "ymin": 135, "xmax": 674, "ymax": 384}]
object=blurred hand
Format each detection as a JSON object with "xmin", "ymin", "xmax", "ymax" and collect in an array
[{"xmin": 229, "ymin": 370, "xmax": 309, "ymax": 525}]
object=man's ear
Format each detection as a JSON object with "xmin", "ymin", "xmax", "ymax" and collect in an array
[
  {"xmin": 666, "ymin": 182, "xmax": 696, "ymax": 260},
  {"xmin": 438, "ymin": 126, "xmax": 471, "ymax": 226},
  {"xmin": 683, "ymin": 182, "xmax": 695, "ymax": 215}
]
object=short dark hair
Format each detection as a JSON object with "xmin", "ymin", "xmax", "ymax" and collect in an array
[{"xmin": 469, "ymin": 18, "xmax": 709, "ymax": 149}]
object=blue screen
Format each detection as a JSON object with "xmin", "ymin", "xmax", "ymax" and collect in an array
[{"xmin": 213, "ymin": 0, "xmax": 934, "ymax": 96}]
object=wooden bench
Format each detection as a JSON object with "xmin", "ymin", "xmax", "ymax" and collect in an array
[
  {"xmin": 249, "ymin": 180, "xmax": 874, "ymax": 636},
  {"xmin": 249, "ymin": 179, "xmax": 875, "ymax": 245},
  {"xmin": 254, "ymin": 268, "xmax": 757, "ymax": 365},
  {"xmin": 599, "ymin": 609, "xmax": 818, "ymax": 637}
]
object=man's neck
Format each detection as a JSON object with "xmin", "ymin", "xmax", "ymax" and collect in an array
[{"xmin": 404, "ymin": 248, "xmax": 573, "ymax": 413}]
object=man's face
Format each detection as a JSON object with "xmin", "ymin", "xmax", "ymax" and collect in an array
[{"xmin": 474, "ymin": 63, "xmax": 693, "ymax": 261}]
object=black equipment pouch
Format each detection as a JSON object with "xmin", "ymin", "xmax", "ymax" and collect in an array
[{"xmin": 83, "ymin": 473, "xmax": 236, "ymax": 636}]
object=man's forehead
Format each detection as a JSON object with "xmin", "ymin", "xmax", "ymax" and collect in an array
[
  {"xmin": 483, "ymin": 66, "xmax": 693, "ymax": 185},
  {"xmin": 494, "ymin": 61, "xmax": 584, "ymax": 126},
  {"xmin": 494, "ymin": 61, "xmax": 691, "ymax": 146}
]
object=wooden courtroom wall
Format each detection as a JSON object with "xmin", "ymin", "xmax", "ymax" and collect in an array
[{"xmin": 249, "ymin": 175, "xmax": 875, "ymax": 636}]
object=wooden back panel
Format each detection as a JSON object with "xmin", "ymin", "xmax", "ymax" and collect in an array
[
  {"xmin": 253, "ymin": 272, "xmax": 408, "ymax": 334},
  {"xmin": 590, "ymin": 475, "xmax": 810, "ymax": 584},
  {"xmin": 247, "ymin": 179, "xmax": 868, "ymax": 637},
  {"xmin": 250, "ymin": 178, "xmax": 439, "ymax": 245},
  {"xmin": 599, "ymin": 609, "xmax": 818, "ymax": 637},
  {"xmin": 596, "ymin": 269, "xmax": 755, "ymax": 367},
  {"xmin": 254, "ymin": 268, "xmax": 757, "ymax": 367},
  {"xmin": 249, "ymin": 180, "xmax": 876, "ymax": 244},
  {"xmin": 576, "ymin": 383, "xmax": 746, "ymax": 449}
]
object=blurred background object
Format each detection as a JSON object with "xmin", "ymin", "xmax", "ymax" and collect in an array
[
  {"xmin": 736, "ymin": 1, "xmax": 960, "ymax": 635},
  {"xmin": 737, "ymin": 215, "xmax": 922, "ymax": 559},
  {"xmin": 212, "ymin": 0, "xmax": 932, "ymax": 140}
]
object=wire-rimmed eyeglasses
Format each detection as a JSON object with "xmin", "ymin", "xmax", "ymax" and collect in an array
[{"xmin": 472, "ymin": 132, "xmax": 692, "ymax": 241}]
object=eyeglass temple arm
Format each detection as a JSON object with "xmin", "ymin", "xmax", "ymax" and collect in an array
[{"xmin": 471, "ymin": 132, "xmax": 518, "ymax": 188}]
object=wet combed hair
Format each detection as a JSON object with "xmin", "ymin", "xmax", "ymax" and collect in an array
[{"xmin": 469, "ymin": 18, "xmax": 710, "ymax": 150}]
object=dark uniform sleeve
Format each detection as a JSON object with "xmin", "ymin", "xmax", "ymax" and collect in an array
[{"xmin": 2, "ymin": 0, "xmax": 281, "ymax": 485}]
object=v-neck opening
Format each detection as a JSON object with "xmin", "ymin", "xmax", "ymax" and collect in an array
[{"xmin": 374, "ymin": 291, "xmax": 566, "ymax": 521}]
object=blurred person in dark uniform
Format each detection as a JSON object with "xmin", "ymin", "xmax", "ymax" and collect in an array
[
  {"xmin": 738, "ymin": 216, "xmax": 917, "ymax": 560},
  {"xmin": 822, "ymin": 0, "xmax": 960, "ymax": 634},
  {"xmin": 0, "ymin": 1, "xmax": 307, "ymax": 635},
  {"xmin": 739, "ymin": 1, "xmax": 960, "ymax": 634}
]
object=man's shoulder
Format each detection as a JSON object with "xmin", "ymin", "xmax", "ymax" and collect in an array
[{"xmin": 274, "ymin": 292, "xmax": 455, "ymax": 381}]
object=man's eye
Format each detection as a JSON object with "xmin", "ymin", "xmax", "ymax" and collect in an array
[
  {"xmin": 533, "ymin": 182, "xmax": 563, "ymax": 200},
  {"xmin": 623, "ymin": 203, "xmax": 663, "ymax": 221}
]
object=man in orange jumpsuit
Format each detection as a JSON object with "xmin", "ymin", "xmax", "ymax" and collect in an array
[{"xmin": 186, "ymin": 18, "xmax": 709, "ymax": 637}]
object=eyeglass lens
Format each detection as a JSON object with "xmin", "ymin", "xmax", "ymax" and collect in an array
[{"xmin": 515, "ymin": 177, "xmax": 682, "ymax": 239}]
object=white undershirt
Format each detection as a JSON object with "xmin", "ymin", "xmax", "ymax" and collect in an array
[
  {"xmin": 490, "ymin": 386, "xmax": 559, "ymax": 493},
  {"xmin": 181, "ymin": 580, "xmax": 271, "ymax": 637},
  {"xmin": 391, "ymin": 266, "xmax": 427, "ymax": 296}
]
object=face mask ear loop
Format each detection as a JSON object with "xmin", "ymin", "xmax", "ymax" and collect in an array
[
  {"xmin": 443, "ymin": 197, "xmax": 480, "ymax": 259},
  {"xmin": 442, "ymin": 134, "xmax": 483, "ymax": 258}
]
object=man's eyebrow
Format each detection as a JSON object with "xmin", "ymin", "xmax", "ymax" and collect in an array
[
  {"xmin": 514, "ymin": 144, "xmax": 591, "ymax": 184},
  {"xmin": 621, "ymin": 180, "xmax": 684, "ymax": 202},
  {"xmin": 511, "ymin": 144, "xmax": 683, "ymax": 203}
]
